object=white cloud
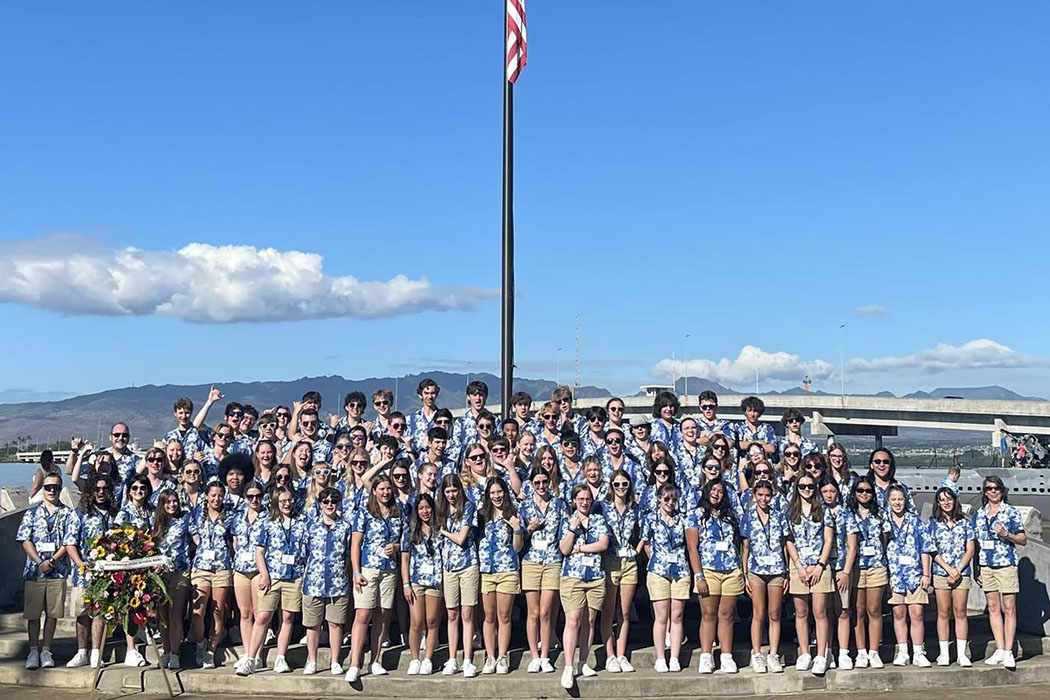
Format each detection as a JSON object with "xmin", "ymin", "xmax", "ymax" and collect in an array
[
  {"xmin": 854, "ymin": 304, "xmax": 888, "ymax": 316},
  {"xmin": 0, "ymin": 234, "xmax": 497, "ymax": 323},
  {"xmin": 652, "ymin": 346, "xmax": 836, "ymax": 385},
  {"xmin": 846, "ymin": 339, "xmax": 1049, "ymax": 375}
]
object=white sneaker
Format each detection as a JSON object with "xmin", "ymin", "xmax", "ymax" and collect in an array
[
  {"xmin": 959, "ymin": 652, "xmax": 972, "ymax": 668},
  {"xmin": 669, "ymin": 657, "xmax": 682, "ymax": 673},
  {"xmin": 265, "ymin": 628, "xmax": 277, "ymax": 646},
  {"xmin": 344, "ymin": 666, "xmax": 360, "ymax": 683},
  {"xmin": 838, "ymin": 650, "xmax": 853, "ymax": 670},
  {"xmin": 235, "ymin": 657, "xmax": 255, "ymax": 676},
  {"xmin": 90, "ymin": 649, "xmax": 101, "ymax": 669},
  {"xmin": 419, "ymin": 658, "xmax": 433, "ymax": 675},
  {"xmin": 618, "ymin": 656, "xmax": 635, "ymax": 673},
  {"xmin": 371, "ymin": 661, "xmax": 389, "ymax": 676},
  {"xmin": 303, "ymin": 660, "xmax": 317, "ymax": 675},
  {"xmin": 560, "ymin": 665, "xmax": 574, "ymax": 689},
  {"xmin": 936, "ymin": 653, "xmax": 950, "ymax": 667},
  {"xmin": 407, "ymin": 659, "xmax": 421, "ymax": 675},
  {"xmin": 442, "ymin": 659, "xmax": 458, "ymax": 675},
  {"xmin": 855, "ymin": 649, "xmax": 870, "ymax": 669},
  {"xmin": 655, "ymin": 658, "xmax": 669, "ymax": 673},
  {"xmin": 720, "ymin": 653, "xmax": 738, "ymax": 674},
  {"xmin": 581, "ymin": 663, "xmax": 598, "ymax": 677},
  {"xmin": 462, "ymin": 660, "xmax": 478, "ymax": 678},
  {"xmin": 481, "ymin": 656, "xmax": 497, "ymax": 674},
  {"xmin": 273, "ymin": 655, "xmax": 291, "ymax": 674},
  {"xmin": 767, "ymin": 653, "xmax": 784, "ymax": 673},
  {"xmin": 527, "ymin": 658, "xmax": 542, "ymax": 673},
  {"xmin": 893, "ymin": 648, "xmax": 910, "ymax": 667},
  {"xmin": 125, "ymin": 649, "xmax": 147, "ymax": 668},
  {"xmin": 985, "ymin": 648, "xmax": 1005, "ymax": 666},
  {"xmin": 330, "ymin": 661, "xmax": 343, "ymax": 675},
  {"xmin": 812, "ymin": 654, "xmax": 827, "ymax": 676},
  {"xmin": 26, "ymin": 648, "xmax": 40, "ymax": 670},
  {"xmin": 914, "ymin": 652, "xmax": 931, "ymax": 668},
  {"xmin": 795, "ymin": 653, "xmax": 812, "ymax": 671},
  {"xmin": 1003, "ymin": 651, "xmax": 1016, "ymax": 669},
  {"xmin": 697, "ymin": 652, "xmax": 714, "ymax": 674},
  {"xmin": 540, "ymin": 657, "xmax": 556, "ymax": 673},
  {"xmin": 868, "ymin": 650, "xmax": 884, "ymax": 669},
  {"xmin": 67, "ymin": 650, "xmax": 89, "ymax": 668},
  {"xmin": 606, "ymin": 656, "xmax": 621, "ymax": 673},
  {"xmin": 40, "ymin": 648, "xmax": 55, "ymax": 669},
  {"xmin": 751, "ymin": 652, "xmax": 767, "ymax": 673},
  {"xmin": 203, "ymin": 650, "xmax": 215, "ymax": 669},
  {"xmin": 496, "ymin": 656, "xmax": 510, "ymax": 674}
]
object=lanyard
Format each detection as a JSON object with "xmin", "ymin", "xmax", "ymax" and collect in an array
[{"xmin": 613, "ymin": 503, "xmax": 634, "ymax": 545}]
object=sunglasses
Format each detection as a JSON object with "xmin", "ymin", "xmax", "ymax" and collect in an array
[
  {"xmin": 391, "ymin": 423, "xmax": 406, "ymax": 430},
  {"xmin": 130, "ymin": 486, "xmax": 146, "ymax": 493},
  {"xmin": 542, "ymin": 414, "xmax": 556, "ymax": 420},
  {"xmin": 301, "ymin": 422, "xmax": 318, "ymax": 428},
  {"xmin": 335, "ymin": 444, "xmax": 351, "ymax": 450},
  {"xmin": 467, "ymin": 453, "xmax": 486, "ymax": 461},
  {"xmin": 350, "ymin": 434, "xmax": 366, "ymax": 441},
  {"xmin": 477, "ymin": 424, "xmax": 493, "ymax": 430},
  {"xmin": 276, "ymin": 412, "xmax": 291, "ymax": 419},
  {"xmin": 436, "ymin": 420, "xmax": 451, "ymax": 425},
  {"xmin": 183, "ymin": 469, "xmax": 201, "ymax": 476},
  {"xmin": 313, "ymin": 469, "xmax": 332, "ymax": 477},
  {"xmin": 374, "ymin": 400, "xmax": 390, "ymax": 407},
  {"xmin": 227, "ymin": 412, "xmax": 244, "ymax": 419},
  {"xmin": 215, "ymin": 432, "xmax": 232, "ymax": 439},
  {"xmin": 562, "ymin": 441, "xmax": 579, "ymax": 447},
  {"xmin": 703, "ymin": 463, "xmax": 721, "ymax": 470},
  {"xmin": 246, "ymin": 493, "xmax": 263, "ymax": 500},
  {"xmin": 786, "ymin": 418, "xmax": 801, "ymax": 423},
  {"xmin": 351, "ymin": 459, "xmax": 370, "ymax": 466},
  {"xmin": 146, "ymin": 456, "xmax": 165, "ymax": 464},
  {"xmin": 348, "ymin": 402, "xmax": 365, "ymax": 408},
  {"xmin": 984, "ymin": 486, "xmax": 1002, "ymax": 492},
  {"xmin": 320, "ymin": 498, "xmax": 341, "ymax": 505},
  {"xmin": 606, "ymin": 438, "xmax": 623, "ymax": 445},
  {"xmin": 654, "ymin": 469, "xmax": 670, "ymax": 476},
  {"xmin": 700, "ymin": 404, "xmax": 717, "ymax": 411},
  {"xmin": 798, "ymin": 483, "xmax": 816, "ymax": 491},
  {"xmin": 111, "ymin": 432, "xmax": 129, "ymax": 439},
  {"xmin": 392, "ymin": 473, "xmax": 409, "ymax": 480},
  {"xmin": 93, "ymin": 486, "xmax": 111, "ymax": 493},
  {"xmin": 532, "ymin": 478, "xmax": 549, "ymax": 486},
  {"xmin": 784, "ymin": 452, "xmax": 801, "ymax": 458},
  {"xmin": 660, "ymin": 495, "xmax": 677, "ymax": 503},
  {"xmin": 613, "ymin": 481, "xmax": 630, "ymax": 489},
  {"xmin": 712, "ymin": 444, "xmax": 727, "ymax": 451},
  {"xmin": 754, "ymin": 471, "xmax": 772, "ymax": 478},
  {"xmin": 43, "ymin": 484, "xmax": 61, "ymax": 493},
  {"xmin": 855, "ymin": 488, "xmax": 874, "ymax": 494},
  {"xmin": 608, "ymin": 406, "xmax": 624, "ymax": 412},
  {"xmin": 871, "ymin": 459, "xmax": 891, "ymax": 466}
]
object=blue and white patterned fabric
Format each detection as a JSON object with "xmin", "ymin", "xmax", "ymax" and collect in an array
[
  {"xmin": 477, "ymin": 515, "xmax": 520, "ymax": 574},
  {"xmin": 156, "ymin": 513, "xmax": 193, "ymax": 572},
  {"xmin": 230, "ymin": 510, "xmax": 267, "ymax": 574},
  {"xmin": 281, "ymin": 438, "xmax": 333, "ymax": 465},
  {"xmin": 641, "ymin": 511, "xmax": 689, "ymax": 580},
  {"xmin": 827, "ymin": 505, "xmax": 859, "ymax": 571},
  {"xmin": 198, "ymin": 452, "xmax": 223, "ymax": 482},
  {"xmin": 696, "ymin": 417, "xmax": 730, "ymax": 441},
  {"xmin": 228, "ymin": 435, "xmax": 254, "ymax": 456},
  {"xmin": 519, "ymin": 497, "xmax": 566, "ymax": 565},
  {"xmin": 559, "ymin": 413, "xmax": 588, "ymax": 437},
  {"xmin": 559, "ymin": 512, "xmax": 609, "ymax": 582},
  {"xmin": 927, "ymin": 518, "xmax": 975, "ymax": 576},
  {"xmin": 650, "ymin": 419, "xmax": 681, "ymax": 450},
  {"xmin": 402, "ymin": 527, "xmax": 443, "ymax": 587},
  {"xmin": 115, "ymin": 504, "xmax": 154, "ymax": 530},
  {"xmin": 938, "ymin": 476, "xmax": 960, "ymax": 494},
  {"xmin": 112, "ymin": 450, "xmax": 143, "ymax": 484},
  {"xmin": 414, "ymin": 454, "xmax": 457, "ymax": 480},
  {"xmin": 178, "ymin": 490, "xmax": 204, "ymax": 523},
  {"xmin": 407, "ymin": 408, "xmax": 439, "ymax": 453},
  {"xmin": 222, "ymin": 492, "xmax": 248, "ymax": 515},
  {"xmin": 580, "ymin": 432, "xmax": 605, "ymax": 460},
  {"xmin": 595, "ymin": 500, "xmax": 639, "ymax": 561},
  {"xmin": 440, "ymin": 501, "xmax": 478, "ymax": 571},
  {"xmin": 336, "ymin": 481, "xmax": 369, "ymax": 521},
  {"xmin": 973, "ymin": 503, "xmax": 1024, "ymax": 568},
  {"xmin": 302, "ymin": 516, "xmax": 352, "ymax": 597},
  {"xmin": 147, "ymin": 479, "xmax": 178, "ymax": 508},
  {"xmin": 557, "ymin": 464, "xmax": 587, "ymax": 502},
  {"xmin": 332, "ymin": 416, "xmax": 368, "ymax": 441},
  {"xmin": 624, "ymin": 438, "xmax": 649, "ymax": 469},
  {"xmin": 672, "ymin": 442, "xmax": 704, "ymax": 492},
  {"xmin": 64, "ymin": 507, "xmax": 115, "ymax": 587},
  {"xmin": 17, "ymin": 503, "xmax": 71, "ymax": 580},
  {"xmin": 788, "ymin": 508, "xmax": 835, "ymax": 567},
  {"xmin": 164, "ymin": 426, "xmax": 210, "ymax": 461},
  {"xmin": 254, "ymin": 516, "xmax": 309, "ymax": 580},
  {"xmin": 449, "ymin": 412, "xmax": 502, "ymax": 463},
  {"xmin": 874, "ymin": 481, "xmax": 915, "ymax": 514},
  {"xmin": 353, "ymin": 508, "xmax": 403, "ymax": 572},
  {"xmin": 886, "ymin": 511, "xmax": 934, "ymax": 593},
  {"xmin": 730, "ymin": 422, "xmax": 776, "ymax": 454},
  {"xmin": 597, "ymin": 450, "xmax": 642, "ymax": 486},
  {"xmin": 686, "ymin": 510, "xmax": 741, "ymax": 574},
  {"xmin": 776, "ymin": 435, "xmax": 819, "ymax": 457},
  {"xmin": 855, "ymin": 512, "xmax": 890, "ymax": 570},
  {"xmin": 834, "ymin": 472, "xmax": 858, "ymax": 505},
  {"xmin": 741, "ymin": 507, "xmax": 789, "ymax": 575},
  {"xmin": 190, "ymin": 512, "xmax": 234, "ymax": 571}
]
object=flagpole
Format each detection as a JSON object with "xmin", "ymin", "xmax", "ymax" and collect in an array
[{"xmin": 500, "ymin": 13, "xmax": 515, "ymax": 420}]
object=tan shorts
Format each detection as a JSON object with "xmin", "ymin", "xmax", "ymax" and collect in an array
[
  {"xmin": 411, "ymin": 583, "xmax": 443, "ymax": 600},
  {"xmin": 857, "ymin": 566, "xmax": 888, "ymax": 589},
  {"xmin": 560, "ymin": 577, "xmax": 605, "ymax": 611},
  {"xmin": 832, "ymin": 568, "xmax": 859, "ymax": 610},
  {"xmin": 646, "ymin": 573, "xmax": 691, "ymax": 601},
  {"xmin": 521, "ymin": 561, "xmax": 560, "ymax": 591},
  {"xmin": 191, "ymin": 568, "xmax": 232, "ymax": 589},
  {"xmin": 356, "ymin": 568, "xmax": 396, "ymax": 610},
  {"xmin": 24, "ymin": 579, "xmax": 66, "ymax": 620},
  {"xmin": 303, "ymin": 594, "xmax": 349, "ymax": 627},
  {"xmin": 697, "ymin": 568, "xmax": 744, "ymax": 597},
  {"xmin": 933, "ymin": 574, "xmax": 972, "ymax": 591},
  {"xmin": 889, "ymin": 588, "xmax": 929, "ymax": 605},
  {"xmin": 67, "ymin": 585, "xmax": 88, "ymax": 618},
  {"xmin": 605, "ymin": 558, "xmax": 639, "ymax": 586},
  {"xmin": 981, "ymin": 566, "xmax": 1019, "ymax": 594},
  {"xmin": 481, "ymin": 571, "xmax": 521, "ymax": 595},
  {"xmin": 748, "ymin": 572, "xmax": 787, "ymax": 589},
  {"xmin": 443, "ymin": 565, "xmax": 480, "ymax": 608},
  {"xmin": 258, "ymin": 578, "xmax": 303, "ymax": 613},
  {"xmin": 789, "ymin": 565, "xmax": 834, "ymax": 594}
]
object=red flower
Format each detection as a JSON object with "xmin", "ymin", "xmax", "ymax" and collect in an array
[
  {"xmin": 113, "ymin": 571, "xmax": 125, "ymax": 585},
  {"xmin": 131, "ymin": 611, "xmax": 146, "ymax": 627},
  {"xmin": 142, "ymin": 541, "xmax": 154, "ymax": 552}
]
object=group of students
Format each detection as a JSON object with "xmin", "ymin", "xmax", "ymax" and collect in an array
[{"xmin": 16, "ymin": 383, "xmax": 1029, "ymax": 689}]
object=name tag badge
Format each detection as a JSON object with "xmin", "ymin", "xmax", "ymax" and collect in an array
[
  {"xmin": 756, "ymin": 555, "xmax": 779, "ymax": 567},
  {"xmin": 280, "ymin": 553, "xmax": 296, "ymax": 566},
  {"xmin": 898, "ymin": 555, "xmax": 916, "ymax": 566},
  {"xmin": 715, "ymin": 541, "xmax": 730, "ymax": 552},
  {"xmin": 861, "ymin": 545, "xmax": 877, "ymax": 557},
  {"xmin": 200, "ymin": 549, "xmax": 216, "ymax": 562},
  {"xmin": 617, "ymin": 546, "xmax": 633, "ymax": 559},
  {"xmin": 580, "ymin": 554, "xmax": 600, "ymax": 569},
  {"xmin": 981, "ymin": 540, "xmax": 996, "ymax": 550},
  {"xmin": 532, "ymin": 534, "xmax": 549, "ymax": 549},
  {"xmin": 36, "ymin": 542, "xmax": 56, "ymax": 555},
  {"xmin": 419, "ymin": 561, "xmax": 436, "ymax": 576}
]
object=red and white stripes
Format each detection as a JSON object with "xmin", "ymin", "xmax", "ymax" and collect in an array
[{"xmin": 506, "ymin": 0, "xmax": 527, "ymax": 83}]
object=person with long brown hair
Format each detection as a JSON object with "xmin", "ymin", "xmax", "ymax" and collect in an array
[
  {"xmin": 477, "ymin": 477, "xmax": 523, "ymax": 674},
  {"xmin": 928, "ymin": 486, "xmax": 975, "ymax": 666},
  {"xmin": 152, "ymin": 490, "xmax": 192, "ymax": 669}
]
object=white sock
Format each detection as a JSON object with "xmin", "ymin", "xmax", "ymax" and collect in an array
[
  {"xmin": 915, "ymin": 643, "xmax": 925, "ymax": 656},
  {"xmin": 957, "ymin": 639, "xmax": 968, "ymax": 658},
  {"xmin": 897, "ymin": 643, "xmax": 908, "ymax": 654},
  {"xmin": 42, "ymin": 646, "xmax": 50, "ymax": 653},
  {"xmin": 939, "ymin": 641, "xmax": 950, "ymax": 656},
  {"xmin": 78, "ymin": 647, "xmax": 88, "ymax": 654}
]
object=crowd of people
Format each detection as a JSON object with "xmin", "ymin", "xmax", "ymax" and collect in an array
[{"xmin": 15, "ymin": 381, "xmax": 1029, "ymax": 689}]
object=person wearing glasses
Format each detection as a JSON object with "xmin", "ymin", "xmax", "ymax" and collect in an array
[
  {"xmin": 63, "ymin": 475, "xmax": 117, "ymax": 669},
  {"xmin": 741, "ymin": 478, "xmax": 789, "ymax": 674},
  {"xmin": 848, "ymin": 475, "xmax": 890, "ymax": 669},
  {"xmin": 407, "ymin": 379, "xmax": 442, "ymax": 454},
  {"xmin": 785, "ymin": 476, "xmax": 835, "ymax": 675},
  {"xmin": 273, "ymin": 405, "xmax": 293, "ymax": 444},
  {"xmin": 740, "ymin": 460, "xmax": 785, "ymax": 514},
  {"xmin": 141, "ymin": 447, "xmax": 177, "ymax": 507},
  {"xmin": 302, "ymin": 487, "xmax": 352, "ymax": 676},
  {"xmin": 558, "ymin": 433, "xmax": 585, "ymax": 501},
  {"xmin": 598, "ymin": 470, "xmax": 641, "ymax": 673},
  {"xmin": 626, "ymin": 416, "xmax": 653, "ymax": 469},
  {"xmin": 696, "ymin": 391, "xmax": 729, "ymax": 447},
  {"xmin": 301, "ymin": 461, "xmax": 334, "ymax": 521},
  {"xmin": 650, "ymin": 391, "xmax": 682, "ymax": 450},
  {"xmin": 686, "ymin": 479, "xmax": 744, "ymax": 674},
  {"xmin": 387, "ymin": 459, "xmax": 416, "ymax": 647},
  {"xmin": 223, "ymin": 402, "xmax": 254, "ymax": 456},
  {"xmin": 819, "ymin": 477, "xmax": 859, "ymax": 671},
  {"xmin": 826, "ymin": 443, "xmax": 856, "ymax": 502},
  {"xmin": 477, "ymin": 477, "xmax": 524, "ymax": 675},
  {"xmin": 107, "ymin": 422, "xmax": 143, "ymax": 487},
  {"xmin": 29, "ymin": 450, "xmax": 62, "ymax": 501},
  {"xmin": 535, "ymin": 401, "xmax": 565, "ymax": 459},
  {"xmin": 461, "ymin": 443, "xmax": 495, "ymax": 506},
  {"xmin": 598, "ymin": 427, "xmax": 642, "ymax": 494},
  {"xmin": 401, "ymin": 493, "xmax": 444, "ymax": 675},
  {"xmin": 581, "ymin": 407, "xmax": 608, "ymax": 459},
  {"xmin": 436, "ymin": 474, "xmax": 480, "ymax": 678},
  {"xmin": 288, "ymin": 409, "xmax": 333, "ymax": 465},
  {"xmin": 178, "ymin": 460, "xmax": 205, "ymax": 522},
  {"xmin": 111, "ymin": 474, "xmax": 155, "ymax": 667},
  {"xmin": 293, "ymin": 391, "xmax": 329, "ymax": 442},
  {"xmin": 778, "ymin": 408, "xmax": 818, "ymax": 457},
  {"xmin": 153, "ymin": 490, "xmax": 193, "ymax": 669},
  {"xmin": 17, "ymin": 472, "xmax": 70, "ymax": 670},
  {"xmin": 198, "ymin": 422, "xmax": 233, "ymax": 482},
  {"xmin": 231, "ymin": 480, "xmax": 267, "ymax": 672},
  {"xmin": 488, "ymin": 437, "xmax": 525, "ymax": 498},
  {"xmin": 520, "ymin": 466, "xmax": 565, "ymax": 674},
  {"xmin": 867, "ymin": 448, "xmax": 914, "ymax": 514},
  {"xmin": 884, "ymin": 484, "xmax": 934, "ymax": 668},
  {"xmin": 778, "ymin": 444, "xmax": 803, "ymax": 486},
  {"xmin": 641, "ymin": 482, "xmax": 690, "ymax": 673},
  {"xmin": 339, "ymin": 447, "xmax": 373, "ymax": 516},
  {"xmin": 927, "ymin": 486, "xmax": 974, "ymax": 667},
  {"xmin": 368, "ymin": 389, "xmax": 395, "ymax": 443},
  {"xmin": 189, "ymin": 481, "xmax": 234, "ymax": 669},
  {"xmin": 640, "ymin": 456, "xmax": 676, "ymax": 518},
  {"xmin": 973, "ymin": 475, "xmax": 1026, "ymax": 669},
  {"xmin": 603, "ymin": 397, "xmax": 630, "ymax": 436}
]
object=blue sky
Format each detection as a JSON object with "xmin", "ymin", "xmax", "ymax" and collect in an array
[{"xmin": 2, "ymin": 1, "xmax": 1049, "ymax": 400}]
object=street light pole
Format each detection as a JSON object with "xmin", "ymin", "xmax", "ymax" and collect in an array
[
  {"xmin": 839, "ymin": 324, "xmax": 847, "ymax": 401},
  {"xmin": 684, "ymin": 333, "xmax": 690, "ymax": 401}
]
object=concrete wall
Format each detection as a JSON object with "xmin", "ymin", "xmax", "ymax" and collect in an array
[
  {"xmin": 0, "ymin": 507, "xmax": 27, "ymax": 611},
  {"xmin": 968, "ymin": 538, "xmax": 1050, "ymax": 637}
]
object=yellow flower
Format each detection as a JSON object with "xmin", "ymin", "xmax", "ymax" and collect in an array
[
  {"xmin": 106, "ymin": 605, "xmax": 115, "ymax": 616},
  {"xmin": 123, "ymin": 527, "xmax": 134, "ymax": 536},
  {"xmin": 135, "ymin": 579, "xmax": 146, "ymax": 591},
  {"xmin": 130, "ymin": 597, "xmax": 141, "ymax": 608},
  {"xmin": 82, "ymin": 594, "xmax": 91, "ymax": 604}
]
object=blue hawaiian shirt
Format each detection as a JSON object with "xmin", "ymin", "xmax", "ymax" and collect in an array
[
  {"xmin": 190, "ymin": 511, "xmax": 234, "ymax": 571},
  {"xmin": 112, "ymin": 450, "xmax": 143, "ymax": 484},
  {"xmin": 973, "ymin": 503, "xmax": 1024, "ymax": 568},
  {"xmin": 686, "ymin": 510, "xmax": 741, "ymax": 574},
  {"xmin": 115, "ymin": 504, "xmax": 154, "ymax": 531},
  {"xmin": 401, "ymin": 527, "xmax": 443, "ymax": 587},
  {"xmin": 927, "ymin": 518, "xmax": 975, "ymax": 577},
  {"xmin": 788, "ymin": 508, "xmax": 834, "ymax": 567},
  {"xmin": 157, "ymin": 513, "xmax": 193, "ymax": 572},
  {"xmin": 230, "ymin": 509, "xmax": 267, "ymax": 574},
  {"xmin": 777, "ymin": 435, "xmax": 819, "ymax": 457},
  {"xmin": 406, "ymin": 407, "xmax": 439, "ymax": 454},
  {"xmin": 730, "ymin": 421, "xmax": 776, "ymax": 455},
  {"xmin": 741, "ymin": 507, "xmax": 789, "ymax": 575},
  {"xmin": 519, "ymin": 496, "xmax": 566, "ymax": 565},
  {"xmin": 580, "ymin": 432, "xmax": 606, "ymax": 460},
  {"xmin": 938, "ymin": 476, "xmax": 960, "ymax": 494},
  {"xmin": 63, "ymin": 507, "xmax": 115, "ymax": 587},
  {"xmin": 641, "ymin": 511, "xmax": 689, "ymax": 580},
  {"xmin": 559, "ymin": 512, "xmax": 609, "ymax": 582},
  {"xmin": 672, "ymin": 442, "xmax": 704, "ymax": 492},
  {"xmin": 650, "ymin": 419, "xmax": 681, "ymax": 449},
  {"xmin": 597, "ymin": 450, "xmax": 642, "ymax": 487},
  {"xmin": 874, "ymin": 481, "xmax": 915, "ymax": 514},
  {"xmin": 595, "ymin": 500, "xmax": 639, "ymax": 561},
  {"xmin": 477, "ymin": 515, "xmax": 520, "ymax": 574},
  {"xmin": 557, "ymin": 463, "xmax": 587, "ymax": 501},
  {"xmin": 147, "ymin": 479, "xmax": 179, "ymax": 508},
  {"xmin": 440, "ymin": 501, "xmax": 479, "ymax": 571},
  {"xmin": 855, "ymin": 511, "xmax": 890, "ymax": 569},
  {"xmin": 828, "ymin": 505, "xmax": 860, "ymax": 571},
  {"xmin": 16, "ymin": 503, "xmax": 72, "ymax": 581},
  {"xmin": 228, "ymin": 435, "xmax": 254, "ymax": 456},
  {"xmin": 449, "ymin": 411, "xmax": 502, "ymax": 463},
  {"xmin": 255, "ymin": 516, "xmax": 309, "ymax": 580},
  {"xmin": 198, "ymin": 452, "xmax": 223, "ymax": 481},
  {"xmin": 886, "ymin": 512, "xmax": 934, "ymax": 593},
  {"xmin": 178, "ymin": 489, "xmax": 204, "ymax": 523},
  {"xmin": 353, "ymin": 508, "xmax": 403, "ymax": 572},
  {"xmin": 696, "ymin": 417, "xmax": 730, "ymax": 441},
  {"xmin": 302, "ymin": 516, "xmax": 352, "ymax": 597},
  {"xmin": 164, "ymin": 426, "xmax": 211, "ymax": 460},
  {"xmin": 559, "ymin": 413, "xmax": 588, "ymax": 437}
]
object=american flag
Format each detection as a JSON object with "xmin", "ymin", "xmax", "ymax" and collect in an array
[{"xmin": 506, "ymin": 0, "xmax": 527, "ymax": 83}]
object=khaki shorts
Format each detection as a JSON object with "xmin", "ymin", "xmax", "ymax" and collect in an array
[
  {"xmin": 981, "ymin": 566, "xmax": 1019, "ymax": 595},
  {"xmin": 24, "ymin": 579, "xmax": 66, "ymax": 620},
  {"xmin": 933, "ymin": 574, "xmax": 972, "ymax": 591},
  {"xmin": 857, "ymin": 566, "xmax": 888, "ymax": 589},
  {"xmin": 605, "ymin": 558, "xmax": 639, "ymax": 587},
  {"xmin": 748, "ymin": 572, "xmax": 787, "ymax": 589},
  {"xmin": 411, "ymin": 583, "xmax": 443, "ymax": 600},
  {"xmin": 67, "ymin": 585, "xmax": 88, "ymax": 619},
  {"xmin": 258, "ymin": 578, "xmax": 303, "ymax": 613},
  {"xmin": 697, "ymin": 568, "xmax": 744, "ymax": 597},
  {"xmin": 191, "ymin": 568, "xmax": 232, "ymax": 589},
  {"xmin": 560, "ymin": 577, "xmax": 605, "ymax": 611},
  {"xmin": 646, "ymin": 573, "xmax": 691, "ymax": 601},
  {"xmin": 789, "ymin": 565, "xmax": 834, "ymax": 594},
  {"xmin": 889, "ymin": 588, "xmax": 929, "ymax": 605},
  {"xmin": 832, "ymin": 568, "xmax": 859, "ymax": 610},
  {"xmin": 356, "ymin": 568, "xmax": 396, "ymax": 610},
  {"xmin": 481, "ymin": 571, "xmax": 521, "ymax": 595},
  {"xmin": 303, "ymin": 594, "xmax": 349, "ymax": 627},
  {"xmin": 443, "ymin": 565, "xmax": 480, "ymax": 608},
  {"xmin": 521, "ymin": 561, "xmax": 560, "ymax": 591}
]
